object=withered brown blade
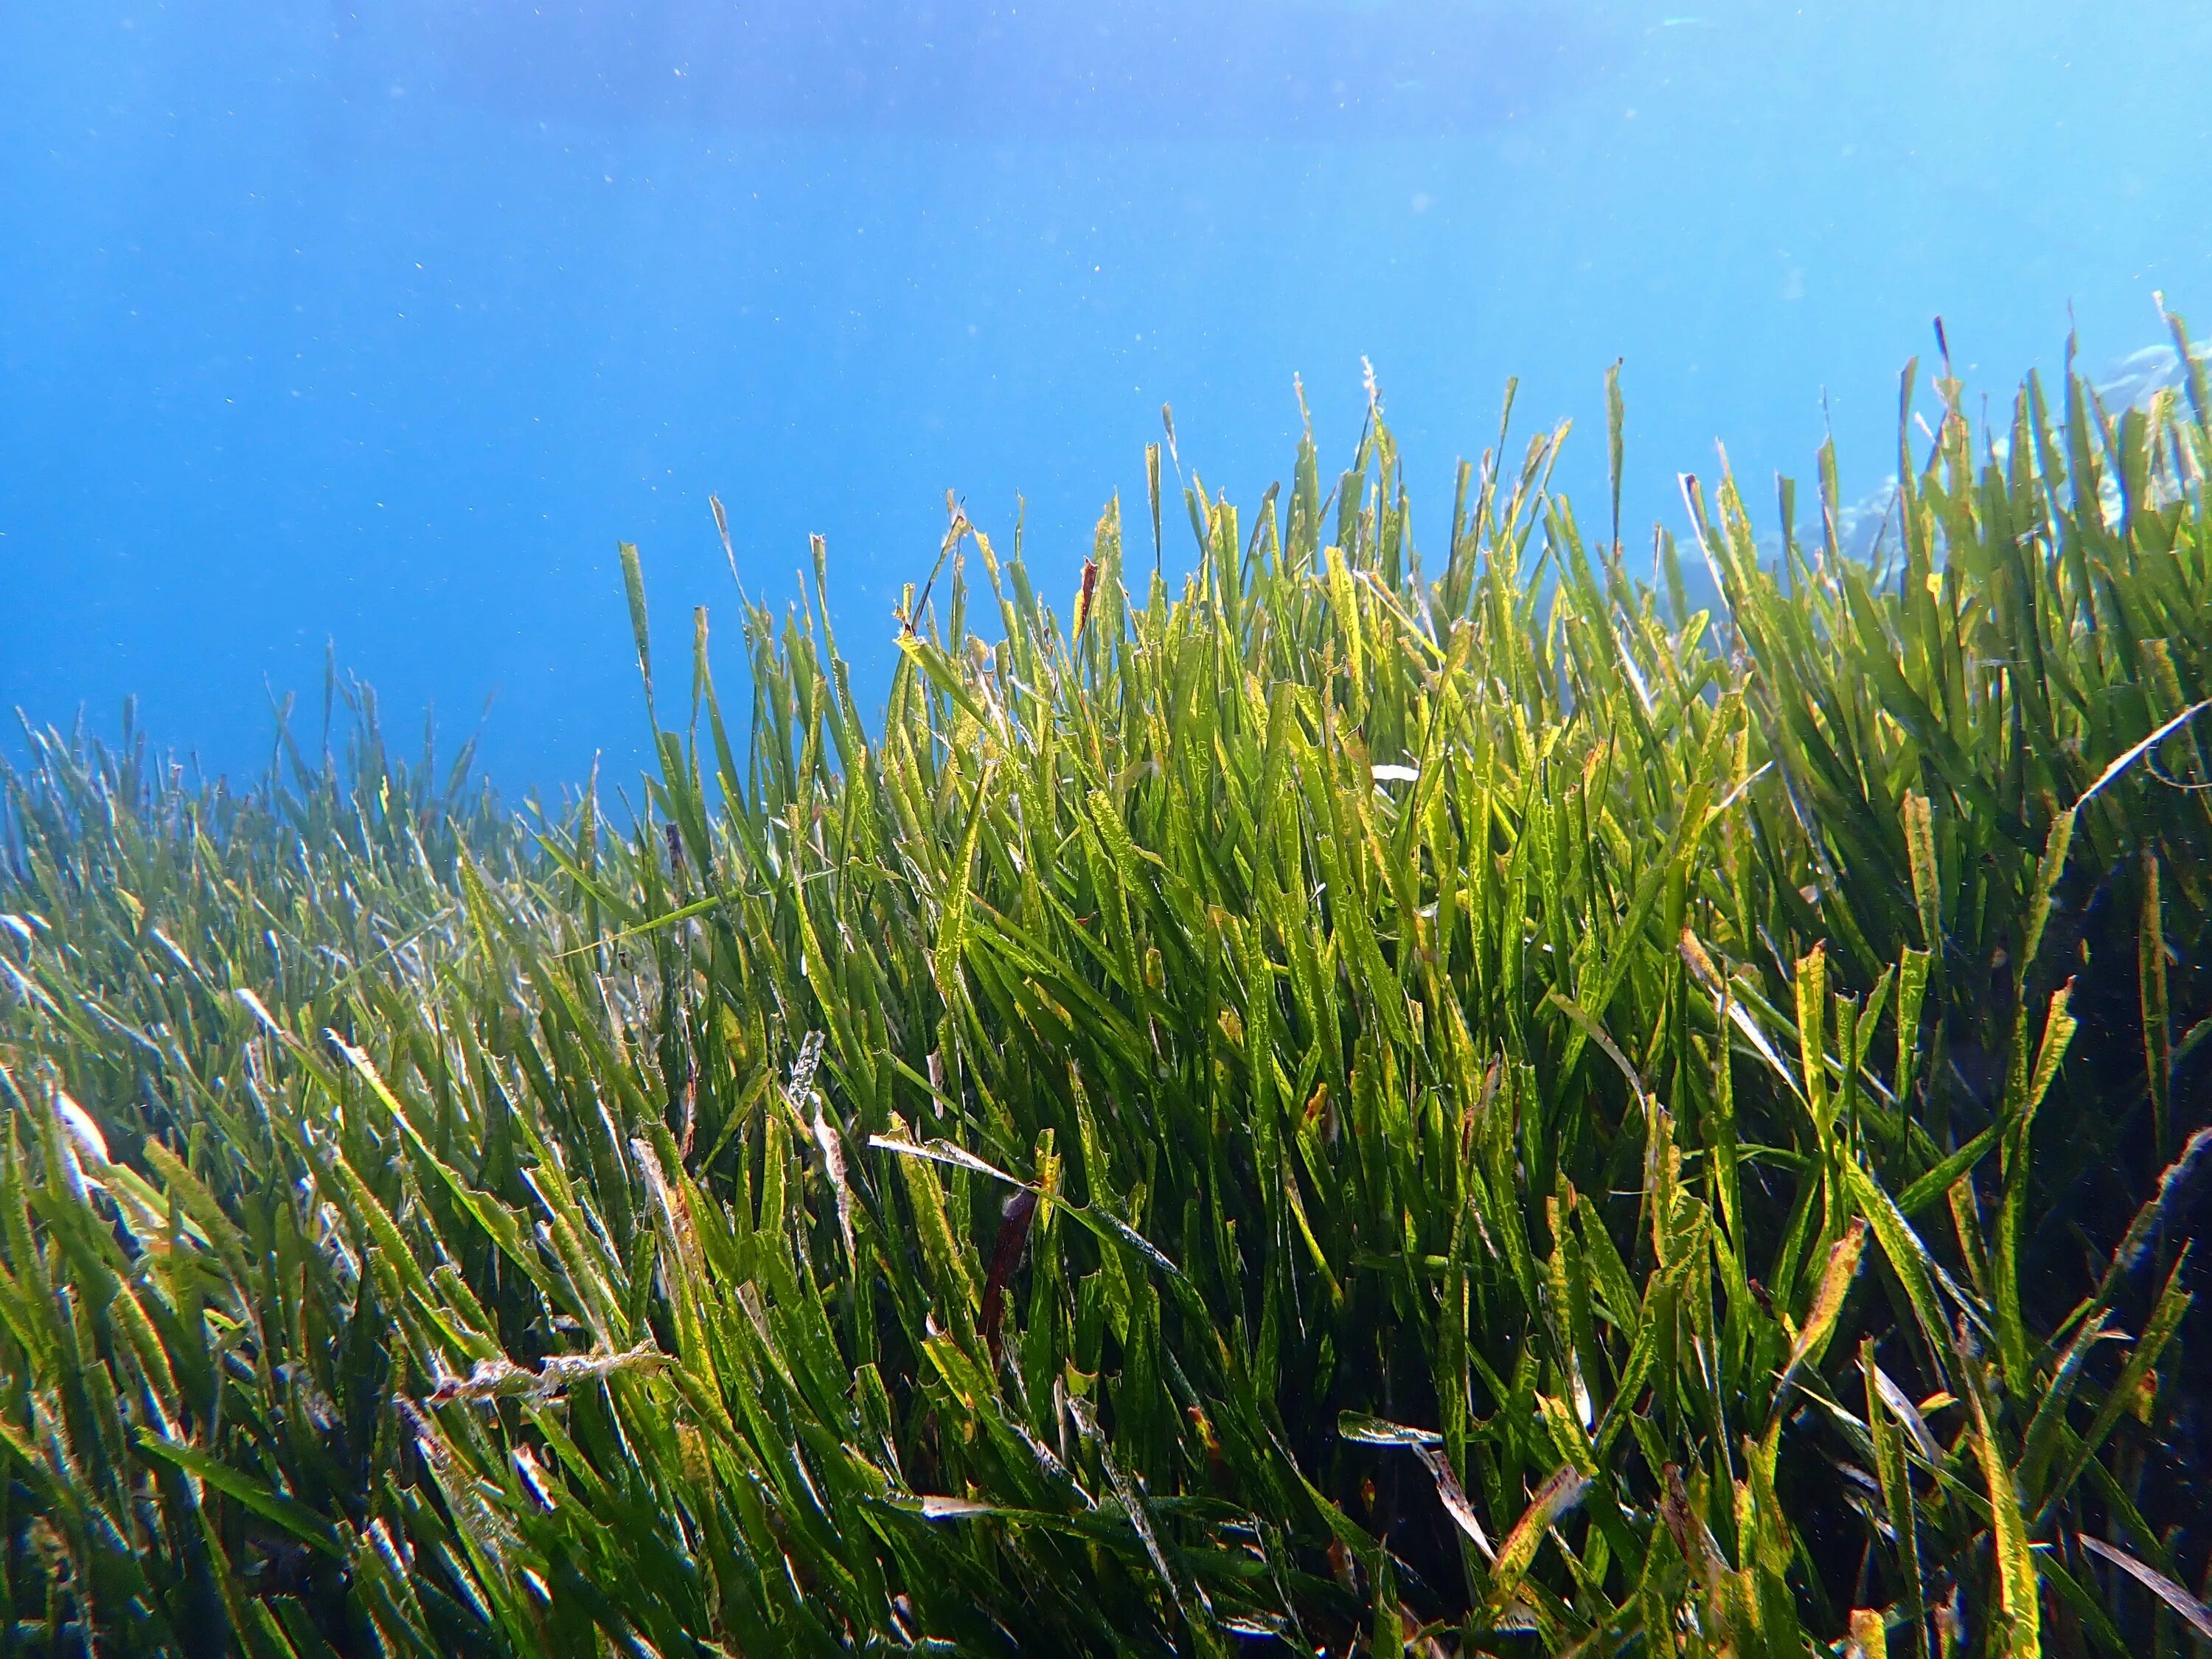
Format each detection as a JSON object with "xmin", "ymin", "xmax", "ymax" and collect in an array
[{"xmin": 980, "ymin": 1188, "xmax": 1040, "ymax": 1361}]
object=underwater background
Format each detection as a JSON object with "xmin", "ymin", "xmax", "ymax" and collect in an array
[{"xmin": 4, "ymin": 0, "xmax": 2209, "ymax": 787}]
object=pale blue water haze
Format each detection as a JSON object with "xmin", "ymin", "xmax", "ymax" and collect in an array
[{"xmin": 4, "ymin": 1, "xmax": 2208, "ymax": 787}]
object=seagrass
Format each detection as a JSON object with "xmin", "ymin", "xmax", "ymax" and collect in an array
[{"xmin": 3, "ymin": 324, "xmax": 2209, "ymax": 1656}]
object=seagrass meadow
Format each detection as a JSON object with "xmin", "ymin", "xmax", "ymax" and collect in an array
[{"xmin": 5, "ymin": 330, "xmax": 2212, "ymax": 1659}]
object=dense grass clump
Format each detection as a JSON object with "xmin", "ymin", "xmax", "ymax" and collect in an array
[{"xmin": 5, "ymin": 329, "xmax": 2212, "ymax": 1658}]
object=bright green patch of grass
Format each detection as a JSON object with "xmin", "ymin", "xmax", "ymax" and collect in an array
[{"xmin": 4, "ymin": 325, "xmax": 2211, "ymax": 1656}]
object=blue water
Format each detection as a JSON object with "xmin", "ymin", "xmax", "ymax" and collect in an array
[{"xmin": 5, "ymin": 1, "xmax": 2208, "ymax": 790}]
